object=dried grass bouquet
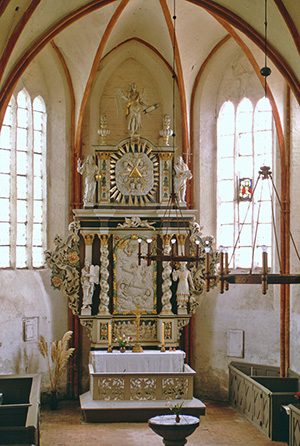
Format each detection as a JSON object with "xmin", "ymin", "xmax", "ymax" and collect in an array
[{"xmin": 38, "ymin": 330, "xmax": 75, "ymax": 393}]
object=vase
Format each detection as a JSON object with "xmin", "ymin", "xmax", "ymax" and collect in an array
[
  {"xmin": 50, "ymin": 390, "xmax": 58, "ymax": 410},
  {"xmin": 120, "ymin": 346, "xmax": 126, "ymax": 353},
  {"xmin": 175, "ymin": 414, "xmax": 181, "ymax": 423}
]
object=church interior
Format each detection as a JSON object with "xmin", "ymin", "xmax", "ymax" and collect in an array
[{"xmin": 1, "ymin": 0, "xmax": 300, "ymax": 444}]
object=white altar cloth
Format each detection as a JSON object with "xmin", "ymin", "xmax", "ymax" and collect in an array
[{"xmin": 90, "ymin": 350, "xmax": 186, "ymax": 373}]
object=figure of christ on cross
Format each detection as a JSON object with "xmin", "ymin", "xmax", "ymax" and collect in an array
[{"xmin": 131, "ymin": 304, "xmax": 146, "ymax": 352}]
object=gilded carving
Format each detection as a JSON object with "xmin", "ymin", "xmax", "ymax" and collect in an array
[
  {"xmin": 114, "ymin": 321, "xmax": 135, "ymax": 339},
  {"xmin": 82, "ymin": 233, "xmax": 95, "ymax": 246},
  {"xmin": 161, "ymin": 242, "xmax": 173, "ymax": 314},
  {"xmin": 117, "ymin": 217, "xmax": 155, "ymax": 230},
  {"xmin": 161, "ymin": 234, "xmax": 173, "ymax": 247},
  {"xmin": 109, "ymin": 142, "xmax": 159, "ymax": 205},
  {"xmin": 163, "ymin": 321, "xmax": 172, "ymax": 340},
  {"xmin": 158, "ymin": 152, "xmax": 173, "ymax": 161},
  {"xmin": 99, "ymin": 322, "xmax": 109, "ymax": 340},
  {"xmin": 96, "ymin": 152, "xmax": 111, "ymax": 160},
  {"xmin": 176, "ymin": 233, "xmax": 187, "ymax": 248},
  {"xmin": 177, "ymin": 318, "xmax": 190, "ymax": 330},
  {"xmin": 114, "ymin": 320, "xmax": 157, "ymax": 342},
  {"xmin": 98, "ymin": 239, "xmax": 110, "ymax": 314},
  {"xmin": 45, "ymin": 219, "xmax": 80, "ymax": 315},
  {"xmin": 80, "ymin": 319, "xmax": 93, "ymax": 341},
  {"xmin": 139, "ymin": 320, "xmax": 157, "ymax": 340},
  {"xmin": 98, "ymin": 234, "xmax": 110, "ymax": 245}
]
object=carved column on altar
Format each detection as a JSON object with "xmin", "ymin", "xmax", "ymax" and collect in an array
[
  {"xmin": 81, "ymin": 233, "xmax": 96, "ymax": 315},
  {"xmin": 158, "ymin": 152, "xmax": 173, "ymax": 204},
  {"xmin": 161, "ymin": 234, "xmax": 173, "ymax": 314},
  {"xmin": 98, "ymin": 234, "xmax": 110, "ymax": 315},
  {"xmin": 175, "ymin": 234, "xmax": 189, "ymax": 315},
  {"xmin": 82, "ymin": 233, "xmax": 95, "ymax": 262}
]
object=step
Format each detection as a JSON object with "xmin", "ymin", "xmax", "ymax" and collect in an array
[{"xmin": 80, "ymin": 391, "xmax": 206, "ymax": 423}]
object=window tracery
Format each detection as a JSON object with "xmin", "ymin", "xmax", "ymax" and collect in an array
[
  {"xmin": 0, "ymin": 89, "xmax": 47, "ymax": 268},
  {"xmin": 217, "ymin": 97, "xmax": 273, "ymax": 269}
]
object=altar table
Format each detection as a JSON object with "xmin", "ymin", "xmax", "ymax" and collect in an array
[{"xmin": 90, "ymin": 350, "xmax": 186, "ymax": 373}]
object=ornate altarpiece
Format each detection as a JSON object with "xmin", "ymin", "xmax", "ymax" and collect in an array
[{"xmin": 46, "ymin": 138, "xmax": 217, "ymax": 350}]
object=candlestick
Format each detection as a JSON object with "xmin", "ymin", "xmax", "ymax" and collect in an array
[{"xmin": 132, "ymin": 304, "xmax": 144, "ymax": 352}]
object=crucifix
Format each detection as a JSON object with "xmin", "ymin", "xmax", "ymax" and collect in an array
[{"xmin": 132, "ymin": 304, "xmax": 146, "ymax": 353}]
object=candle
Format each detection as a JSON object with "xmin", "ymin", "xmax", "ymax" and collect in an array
[
  {"xmin": 195, "ymin": 239, "xmax": 200, "ymax": 267},
  {"xmin": 162, "ymin": 322, "xmax": 165, "ymax": 345},
  {"xmin": 205, "ymin": 246, "xmax": 210, "ymax": 292},
  {"xmin": 219, "ymin": 251, "xmax": 224, "ymax": 294},
  {"xmin": 147, "ymin": 238, "xmax": 152, "ymax": 266},
  {"xmin": 108, "ymin": 323, "xmax": 112, "ymax": 345},
  {"xmin": 261, "ymin": 245, "xmax": 268, "ymax": 295},
  {"xmin": 224, "ymin": 248, "xmax": 229, "ymax": 291}
]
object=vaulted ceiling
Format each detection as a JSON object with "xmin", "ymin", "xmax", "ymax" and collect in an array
[{"xmin": 0, "ymin": 0, "xmax": 299, "ymax": 138}]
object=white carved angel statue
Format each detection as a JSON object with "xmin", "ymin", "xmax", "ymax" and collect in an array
[
  {"xmin": 81, "ymin": 260, "xmax": 100, "ymax": 309},
  {"xmin": 116, "ymin": 83, "xmax": 158, "ymax": 137}
]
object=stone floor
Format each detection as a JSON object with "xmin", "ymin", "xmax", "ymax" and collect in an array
[{"xmin": 40, "ymin": 400, "xmax": 288, "ymax": 446}]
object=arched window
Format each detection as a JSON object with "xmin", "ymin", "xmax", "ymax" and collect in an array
[
  {"xmin": 32, "ymin": 96, "xmax": 47, "ymax": 267},
  {"xmin": 0, "ymin": 89, "xmax": 47, "ymax": 268},
  {"xmin": 217, "ymin": 97, "xmax": 273, "ymax": 269}
]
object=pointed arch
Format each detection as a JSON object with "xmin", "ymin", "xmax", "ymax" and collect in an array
[{"xmin": 0, "ymin": 88, "xmax": 47, "ymax": 268}]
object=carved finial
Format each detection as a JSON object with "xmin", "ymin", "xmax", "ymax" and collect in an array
[
  {"xmin": 97, "ymin": 114, "xmax": 110, "ymax": 145},
  {"xmin": 159, "ymin": 114, "xmax": 173, "ymax": 146}
]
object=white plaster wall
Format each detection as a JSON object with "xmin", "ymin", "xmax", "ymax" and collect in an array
[
  {"xmin": 84, "ymin": 40, "xmax": 180, "ymax": 154},
  {"xmin": 0, "ymin": 46, "xmax": 70, "ymax": 394},
  {"xmin": 0, "ymin": 270, "xmax": 67, "ymax": 392},
  {"xmin": 192, "ymin": 43, "xmax": 285, "ymax": 401},
  {"xmin": 289, "ymin": 92, "xmax": 300, "ymax": 374}
]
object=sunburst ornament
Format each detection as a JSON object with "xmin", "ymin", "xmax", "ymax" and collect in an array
[{"xmin": 110, "ymin": 141, "xmax": 159, "ymax": 205}]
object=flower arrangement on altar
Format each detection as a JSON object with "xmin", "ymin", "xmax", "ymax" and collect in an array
[{"xmin": 115, "ymin": 334, "xmax": 132, "ymax": 349}]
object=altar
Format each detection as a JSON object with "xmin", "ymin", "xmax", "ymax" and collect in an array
[
  {"xmin": 80, "ymin": 348, "xmax": 205, "ymax": 422},
  {"xmin": 46, "ymin": 137, "xmax": 216, "ymax": 422},
  {"xmin": 90, "ymin": 350, "xmax": 186, "ymax": 373}
]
